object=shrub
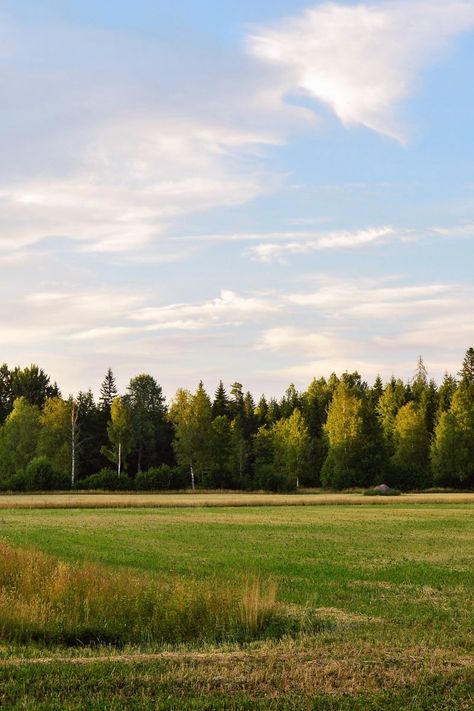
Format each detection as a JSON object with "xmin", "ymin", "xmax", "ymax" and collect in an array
[
  {"xmin": 78, "ymin": 468, "xmax": 132, "ymax": 491},
  {"xmin": 135, "ymin": 465, "xmax": 173, "ymax": 490},
  {"xmin": 0, "ymin": 457, "xmax": 69, "ymax": 492}
]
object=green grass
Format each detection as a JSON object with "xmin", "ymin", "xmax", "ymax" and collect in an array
[{"xmin": 0, "ymin": 502, "xmax": 473, "ymax": 709}]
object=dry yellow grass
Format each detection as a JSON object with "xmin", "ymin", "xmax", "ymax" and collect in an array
[
  {"xmin": 0, "ymin": 491, "xmax": 473, "ymax": 509},
  {"xmin": 0, "ymin": 542, "xmax": 282, "ymax": 645}
]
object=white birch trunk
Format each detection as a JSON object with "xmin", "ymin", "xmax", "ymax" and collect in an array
[
  {"xmin": 118, "ymin": 441, "xmax": 122, "ymax": 477},
  {"xmin": 71, "ymin": 399, "xmax": 79, "ymax": 488}
]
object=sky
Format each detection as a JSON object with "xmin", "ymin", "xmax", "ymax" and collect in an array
[{"xmin": 1, "ymin": 0, "xmax": 474, "ymax": 399}]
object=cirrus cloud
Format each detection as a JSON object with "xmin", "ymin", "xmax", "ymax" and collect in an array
[{"xmin": 249, "ymin": 0, "xmax": 474, "ymax": 141}]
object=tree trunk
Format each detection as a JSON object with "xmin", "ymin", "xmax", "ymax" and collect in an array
[
  {"xmin": 190, "ymin": 463, "xmax": 195, "ymax": 491},
  {"xmin": 118, "ymin": 441, "xmax": 122, "ymax": 477},
  {"xmin": 71, "ymin": 399, "xmax": 79, "ymax": 488}
]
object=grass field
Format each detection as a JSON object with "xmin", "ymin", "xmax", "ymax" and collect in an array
[
  {"xmin": 1, "ymin": 490, "xmax": 474, "ymax": 508},
  {"xmin": 0, "ymin": 495, "xmax": 473, "ymax": 709}
]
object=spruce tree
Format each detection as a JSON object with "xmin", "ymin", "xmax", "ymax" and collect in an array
[
  {"xmin": 212, "ymin": 380, "xmax": 229, "ymax": 419},
  {"xmin": 99, "ymin": 368, "xmax": 118, "ymax": 411},
  {"xmin": 459, "ymin": 347, "xmax": 474, "ymax": 386}
]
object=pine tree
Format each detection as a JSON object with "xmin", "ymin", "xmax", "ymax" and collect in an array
[{"xmin": 99, "ymin": 368, "xmax": 118, "ymax": 411}]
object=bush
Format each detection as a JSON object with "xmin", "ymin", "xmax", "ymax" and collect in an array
[
  {"xmin": 78, "ymin": 468, "xmax": 132, "ymax": 491},
  {"xmin": 255, "ymin": 464, "xmax": 296, "ymax": 493},
  {"xmin": 1, "ymin": 457, "xmax": 69, "ymax": 492},
  {"xmin": 135, "ymin": 465, "xmax": 172, "ymax": 490},
  {"xmin": 135, "ymin": 465, "xmax": 191, "ymax": 491}
]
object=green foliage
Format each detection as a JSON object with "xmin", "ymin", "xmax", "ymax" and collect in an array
[
  {"xmin": 431, "ymin": 386, "xmax": 474, "ymax": 488},
  {"xmin": 37, "ymin": 397, "xmax": 71, "ymax": 476},
  {"xmin": 1, "ymin": 457, "xmax": 68, "ymax": 492},
  {"xmin": 100, "ymin": 396, "xmax": 132, "ymax": 475},
  {"xmin": 1, "ymin": 353, "xmax": 474, "ymax": 494},
  {"xmin": 390, "ymin": 402, "xmax": 431, "ymax": 490},
  {"xmin": 0, "ymin": 397, "xmax": 41, "ymax": 482},
  {"xmin": 79, "ymin": 468, "xmax": 132, "ymax": 491},
  {"xmin": 135, "ymin": 464, "xmax": 188, "ymax": 490},
  {"xmin": 126, "ymin": 374, "xmax": 167, "ymax": 473},
  {"xmin": 321, "ymin": 382, "xmax": 369, "ymax": 489},
  {"xmin": 99, "ymin": 367, "xmax": 117, "ymax": 412},
  {"xmin": 168, "ymin": 384, "xmax": 213, "ymax": 486}
]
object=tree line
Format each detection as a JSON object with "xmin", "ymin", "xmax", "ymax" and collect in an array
[{"xmin": 0, "ymin": 350, "xmax": 473, "ymax": 492}]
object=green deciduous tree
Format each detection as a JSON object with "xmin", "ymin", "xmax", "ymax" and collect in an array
[
  {"xmin": 10, "ymin": 365, "xmax": 59, "ymax": 407},
  {"xmin": 168, "ymin": 384, "xmax": 213, "ymax": 489},
  {"xmin": 0, "ymin": 397, "xmax": 41, "ymax": 482},
  {"xmin": 391, "ymin": 402, "xmax": 431, "ymax": 490},
  {"xmin": 37, "ymin": 397, "xmax": 71, "ymax": 477},
  {"xmin": 431, "ymin": 387, "xmax": 474, "ymax": 488},
  {"xmin": 101, "ymin": 397, "xmax": 132, "ymax": 476}
]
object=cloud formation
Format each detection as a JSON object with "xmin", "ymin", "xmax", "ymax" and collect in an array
[{"xmin": 249, "ymin": 0, "xmax": 474, "ymax": 140}]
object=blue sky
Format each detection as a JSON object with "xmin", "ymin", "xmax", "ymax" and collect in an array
[{"xmin": 1, "ymin": 0, "xmax": 474, "ymax": 399}]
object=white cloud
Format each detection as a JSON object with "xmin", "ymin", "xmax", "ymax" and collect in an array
[
  {"xmin": 246, "ymin": 226, "xmax": 395, "ymax": 261},
  {"xmin": 256, "ymin": 327, "xmax": 348, "ymax": 357},
  {"xmin": 249, "ymin": 0, "xmax": 474, "ymax": 140},
  {"xmin": 0, "ymin": 116, "xmax": 277, "ymax": 255},
  {"xmin": 128, "ymin": 290, "xmax": 281, "ymax": 331}
]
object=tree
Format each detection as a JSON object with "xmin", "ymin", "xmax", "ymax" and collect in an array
[
  {"xmin": 0, "ymin": 397, "xmax": 41, "ymax": 482},
  {"xmin": 459, "ymin": 347, "xmax": 474, "ymax": 386},
  {"xmin": 229, "ymin": 382, "xmax": 244, "ymax": 420},
  {"xmin": 75, "ymin": 390, "xmax": 103, "ymax": 478},
  {"xmin": 168, "ymin": 384, "xmax": 213, "ymax": 489},
  {"xmin": 272, "ymin": 409, "xmax": 311, "ymax": 488},
  {"xmin": 321, "ymin": 380, "xmax": 385, "ymax": 489},
  {"xmin": 37, "ymin": 397, "xmax": 71, "ymax": 477},
  {"xmin": 101, "ymin": 397, "xmax": 132, "ymax": 476},
  {"xmin": 301, "ymin": 377, "xmax": 332, "ymax": 485},
  {"xmin": 254, "ymin": 395, "xmax": 268, "ymax": 429},
  {"xmin": 279, "ymin": 384, "xmax": 300, "ymax": 419},
  {"xmin": 377, "ymin": 379, "xmax": 409, "ymax": 453},
  {"xmin": 431, "ymin": 387, "xmax": 474, "ymax": 488},
  {"xmin": 10, "ymin": 365, "xmax": 59, "ymax": 407},
  {"xmin": 0, "ymin": 364, "xmax": 13, "ymax": 423},
  {"xmin": 209, "ymin": 415, "xmax": 233, "ymax": 487},
  {"xmin": 321, "ymin": 382, "xmax": 367, "ymax": 489},
  {"xmin": 212, "ymin": 381, "xmax": 229, "ymax": 419},
  {"xmin": 391, "ymin": 403, "xmax": 431, "ymax": 490},
  {"xmin": 437, "ymin": 373, "xmax": 457, "ymax": 414},
  {"xmin": 126, "ymin": 374, "xmax": 166, "ymax": 473},
  {"xmin": 99, "ymin": 368, "xmax": 118, "ymax": 412}
]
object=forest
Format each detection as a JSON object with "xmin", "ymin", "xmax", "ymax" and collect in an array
[{"xmin": 0, "ymin": 348, "xmax": 473, "ymax": 493}]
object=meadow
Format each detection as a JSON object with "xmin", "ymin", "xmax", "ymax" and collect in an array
[{"xmin": 0, "ymin": 494, "xmax": 472, "ymax": 709}]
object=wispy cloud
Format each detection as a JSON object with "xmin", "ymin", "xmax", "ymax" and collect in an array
[
  {"xmin": 249, "ymin": 0, "xmax": 474, "ymax": 141},
  {"xmin": 246, "ymin": 226, "xmax": 395, "ymax": 261},
  {"xmin": 0, "ymin": 117, "xmax": 277, "ymax": 255}
]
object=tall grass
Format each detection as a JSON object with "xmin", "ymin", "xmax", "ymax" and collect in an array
[{"xmin": 0, "ymin": 542, "xmax": 281, "ymax": 646}]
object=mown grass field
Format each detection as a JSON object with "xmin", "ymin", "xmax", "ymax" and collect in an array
[{"xmin": 0, "ymin": 495, "xmax": 473, "ymax": 709}]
